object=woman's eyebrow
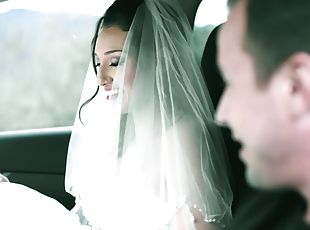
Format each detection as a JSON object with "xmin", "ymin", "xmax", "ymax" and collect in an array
[{"xmin": 104, "ymin": 49, "xmax": 123, "ymax": 55}]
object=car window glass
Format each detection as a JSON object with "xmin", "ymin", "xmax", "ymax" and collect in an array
[
  {"xmin": 0, "ymin": 0, "xmax": 113, "ymax": 132},
  {"xmin": 193, "ymin": 0, "xmax": 228, "ymax": 60}
]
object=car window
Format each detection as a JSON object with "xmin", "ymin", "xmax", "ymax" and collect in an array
[
  {"xmin": 194, "ymin": 0, "xmax": 228, "ymax": 60},
  {"xmin": 0, "ymin": 0, "xmax": 113, "ymax": 132},
  {"xmin": 0, "ymin": 0, "xmax": 227, "ymax": 132}
]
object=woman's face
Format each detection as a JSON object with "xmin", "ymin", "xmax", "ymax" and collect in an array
[{"xmin": 94, "ymin": 26, "xmax": 135, "ymax": 112}]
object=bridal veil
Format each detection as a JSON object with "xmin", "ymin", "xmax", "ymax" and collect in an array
[{"xmin": 65, "ymin": 0, "xmax": 232, "ymax": 229}]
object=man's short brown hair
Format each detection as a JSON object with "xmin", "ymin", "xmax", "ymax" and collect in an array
[{"xmin": 228, "ymin": 0, "xmax": 310, "ymax": 82}]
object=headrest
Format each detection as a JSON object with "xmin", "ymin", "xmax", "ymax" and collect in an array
[{"xmin": 201, "ymin": 24, "xmax": 224, "ymax": 109}]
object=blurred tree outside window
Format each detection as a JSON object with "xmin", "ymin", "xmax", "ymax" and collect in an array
[{"xmin": 0, "ymin": 0, "xmax": 115, "ymax": 131}]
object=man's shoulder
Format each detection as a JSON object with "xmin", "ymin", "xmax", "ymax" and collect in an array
[{"xmin": 227, "ymin": 188, "xmax": 310, "ymax": 230}]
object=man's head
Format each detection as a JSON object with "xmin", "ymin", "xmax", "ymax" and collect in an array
[{"xmin": 216, "ymin": 0, "xmax": 310, "ymax": 190}]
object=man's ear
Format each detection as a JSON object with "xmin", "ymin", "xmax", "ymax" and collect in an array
[{"xmin": 285, "ymin": 52, "xmax": 310, "ymax": 121}]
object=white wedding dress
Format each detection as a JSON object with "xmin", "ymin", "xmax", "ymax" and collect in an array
[{"xmin": 0, "ymin": 178, "xmax": 85, "ymax": 230}]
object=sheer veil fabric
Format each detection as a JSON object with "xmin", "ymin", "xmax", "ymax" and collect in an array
[{"xmin": 65, "ymin": 0, "xmax": 232, "ymax": 229}]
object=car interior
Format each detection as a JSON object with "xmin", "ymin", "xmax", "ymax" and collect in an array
[
  {"xmin": 0, "ymin": 27, "xmax": 246, "ymax": 214},
  {"xmin": 0, "ymin": 0, "xmax": 246, "ymax": 218},
  {"xmin": 0, "ymin": 127, "xmax": 75, "ymax": 209}
]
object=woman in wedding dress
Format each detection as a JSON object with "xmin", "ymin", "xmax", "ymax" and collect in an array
[
  {"xmin": 65, "ymin": 0, "xmax": 232, "ymax": 229},
  {"xmin": 0, "ymin": 0, "xmax": 232, "ymax": 229}
]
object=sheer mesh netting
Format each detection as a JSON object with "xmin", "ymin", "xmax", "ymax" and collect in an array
[{"xmin": 65, "ymin": 0, "xmax": 232, "ymax": 229}]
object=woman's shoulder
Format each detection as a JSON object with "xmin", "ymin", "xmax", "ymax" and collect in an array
[{"xmin": 167, "ymin": 115, "xmax": 204, "ymax": 144}]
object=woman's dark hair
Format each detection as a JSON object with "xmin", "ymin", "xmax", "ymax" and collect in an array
[{"xmin": 79, "ymin": 0, "xmax": 143, "ymax": 123}]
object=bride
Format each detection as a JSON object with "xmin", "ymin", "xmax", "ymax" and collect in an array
[{"xmin": 0, "ymin": 0, "xmax": 232, "ymax": 229}]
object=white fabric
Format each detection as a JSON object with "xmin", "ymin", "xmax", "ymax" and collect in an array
[
  {"xmin": 65, "ymin": 0, "xmax": 233, "ymax": 229},
  {"xmin": 0, "ymin": 182, "xmax": 86, "ymax": 230},
  {"xmin": 0, "ymin": 173, "xmax": 9, "ymax": 182}
]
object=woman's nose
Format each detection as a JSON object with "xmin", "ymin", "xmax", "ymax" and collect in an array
[{"xmin": 96, "ymin": 65, "xmax": 113, "ymax": 86}]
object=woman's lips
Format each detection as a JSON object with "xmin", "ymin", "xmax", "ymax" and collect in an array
[
  {"xmin": 103, "ymin": 83, "xmax": 119, "ymax": 100},
  {"xmin": 104, "ymin": 83, "xmax": 112, "ymax": 92},
  {"xmin": 104, "ymin": 89, "xmax": 119, "ymax": 100}
]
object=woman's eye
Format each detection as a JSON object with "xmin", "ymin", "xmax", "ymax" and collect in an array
[
  {"xmin": 109, "ymin": 57, "xmax": 123, "ymax": 67},
  {"xmin": 109, "ymin": 61, "xmax": 119, "ymax": 67},
  {"xmin": 109, "ymin": 58, "xmax": 119, "ymax": 67}
]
